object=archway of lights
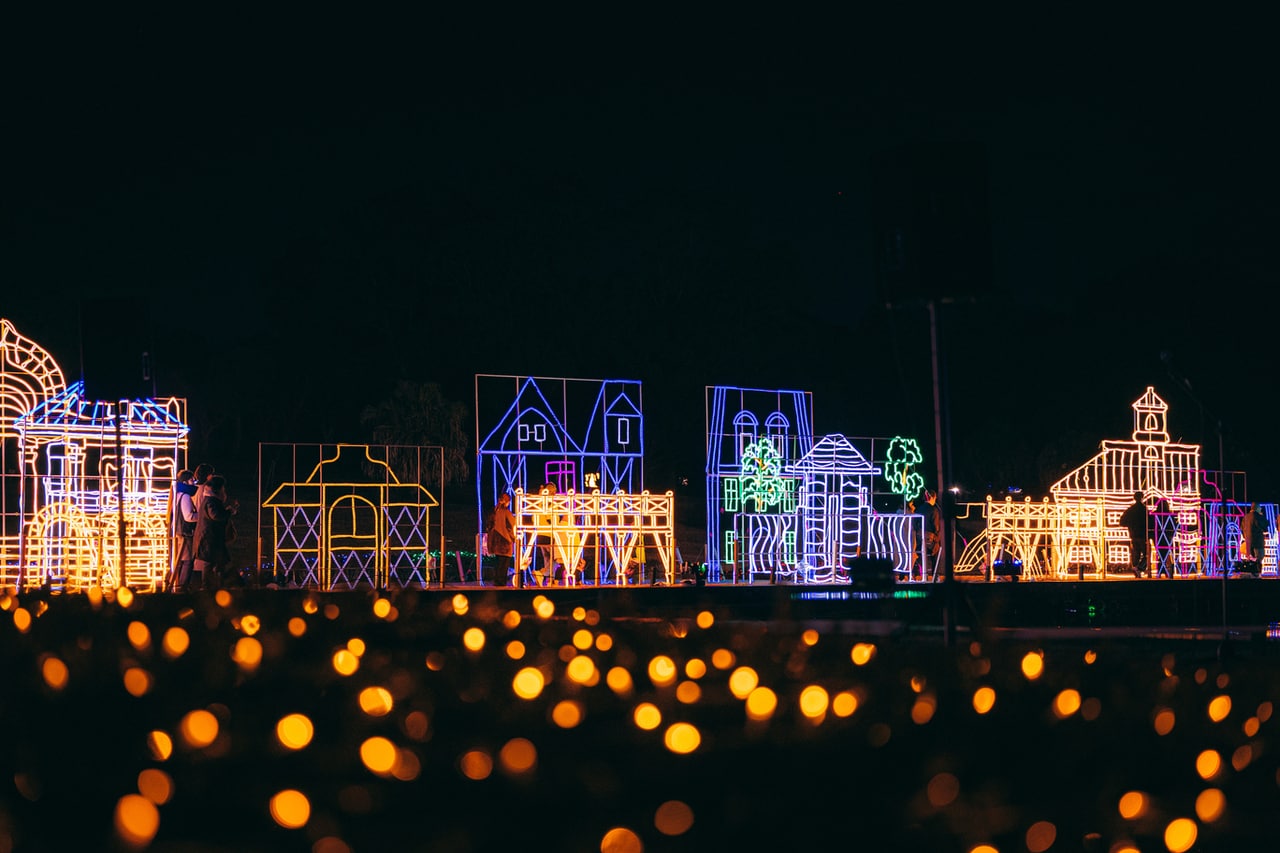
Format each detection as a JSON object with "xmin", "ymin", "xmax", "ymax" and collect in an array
[
  {"xmin": 954, "ymin": 387, "xmax": 1275, "ymax": 579},
  {"xmin": 260, "ymin": 443, "xmax": 442, "ymax": 590},
  {"xmin": 705, "ymin": 385, "xmax": 928, "ymax": 584},
  {"xmin": 512, "ymin": 487, "xmax": 675, "ymax": 586},
  {"xmin": 475, "ymin": 374, "xmax": 644, "ymax": 547}
]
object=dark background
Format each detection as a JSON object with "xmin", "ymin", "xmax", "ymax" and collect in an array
[{"xmin": 5, "ymin": 10, "xmax": 1278, "ymax": 516}]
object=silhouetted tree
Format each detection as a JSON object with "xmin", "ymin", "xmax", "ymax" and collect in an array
[{"xmin": 360, "ymin": 380, "xmax": 470, "ymax": 489}]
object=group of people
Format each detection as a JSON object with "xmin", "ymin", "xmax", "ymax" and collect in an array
[
  {"xmin": 168, "ymin": 463, "xmax": 241, "ymax": 592},
  {"xmin": 483, "ymin": 485, "xmax": 646, "ymax": 587},
  {"xmin": 1121, "ymin": 491, "xmax": 1267, "ymax": 578}
]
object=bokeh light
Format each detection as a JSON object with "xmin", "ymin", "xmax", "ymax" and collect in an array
[
  {"xmin": 136, "ymin": 768, "xmax": 172, "ymax": 805},
  {"xmin": 1208, "ymin": 695, "xmax": 1231, "ymax": 723},
  {"xmin": 358, "ymin": 687, "xmax": 394, "ymax": 717},
  {"xmin": 179, "ymin": 710, "xmax": 219, "ymax": 748},
  {"xmin": 360, "ymin": 737, "xmax": 397, "ymax": 775},
  {"xmin": 664, "ymin": 722, "xmax": 701, "ymax": 754},
  {"xmin": 1195, "ymin": 788, "xmax": 1225, "ymax": 822},
  {"xmin": 927, "ymin": 772, "xmax": 959, "ymax": 807},
  {"xmin": 973, "ymin": 686, "xmax": 996, "ymax": 714},
  {"xmin": 552, "ymin": 699, "xmax": 584, "ymax": 728},
  {"xmin": 1163, "ymin": 817, "xmax": 1197, "ymax": 853},
  {"xmin": 799, "ymin": 685, "xmax": 829, "ymax": 720},
  {"xmin": 1021, "ymin": 651, "xmax": 1044, "ymax": 680},
  {"xmin": 600, "ymin": 827, "xmax": 642, "ymax": 853},
  {"xmin": 1052, "ymin": 689, "xmax": 1081, "ymax": 719},
  {"xmin": 1025, "ymin": 820, "xmax": 1056, "ymax": 853},
  {"xmin": 269, "ymin": 789, "xmax": 311, "ymax": 829},
  {"xmin": 607, "ymin": 666, "xmax": 635, "ymax": 696},
  {"xmin": 648, "ymin": 655, "xmax": 677, "ymax": 687},
  {"xmin": 1117, "ymin": 791, "xmax": 1149, "ymax": 819},
  {"xmin": 728, "ymin": 667, "xmax": 759, "ymax": 699},
  {"xmin": 745, "ymin": 686, "xmax": 777, "ymax": 721},
  {"xmin": 462, "ymin": 627, "xmax": 486, "ymax": 651},
  {"xmin": 332, "ymin": 649, "xmax": 360, "ymax": 676},
  {"xmin": 851, "ymin": 643, "xmax": 876, "ymax": 665},
  {"xmin": 499, "ymin": 738, "xmax": 537, "ymax": 774},
  {"xmin": 460, "ymin": 750, "xmax": 494, "ymax": 780},
  {"xmin": 1195, "ymin": 750, "xmax": 1221, "ymax": 780},
  {"xmin": 654, "ymin": 800, "xmax": 694, "ymax": 835},
  {"xmin": 114, "ymin": 794, "xmax": 159, "ymax": 847},
  {"xmin": 513, "ymin": 667, "xmax": 546, "ymax": 699},
  {"xmin": 633, "ymin": 703, "xmax": 662, "ymax": 730},
  {"xmin": 41, "ymin": 656, "xmax": 68, "ymax": 691},
  {"xmin": 277, "ymin": 714, "xmax": 315, "ymax": 750},
  {"xmin": 123, "ymin": 667, "xmax": 152, "ymax": 697}
]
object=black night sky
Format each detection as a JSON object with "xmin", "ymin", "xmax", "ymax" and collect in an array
[{"xmin": 6, "ymin": 11, "xmax": 1279, "ymax": 504}]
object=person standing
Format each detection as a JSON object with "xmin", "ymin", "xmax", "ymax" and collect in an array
[
  {"xmin": 486, "ymin": 492, "xmax": 517, "ymax": 587},
  {"xmin": 922, "ymin": 489, "xmax": 943, "ymax": 579},
  {"xmin": 194, "ymin": 474, "xmax": 239, "ymax": 590},
  {"xmin": 168, "ymin": 469, "xmax": 198, "ymax": 592},
  {"xmin": 1120, "ymin": 491, "xmax": 1149, "ymax": 578},
  {"xmin": 1240, "ymin": 501, "xmax": 1266, "ymax": 574}
]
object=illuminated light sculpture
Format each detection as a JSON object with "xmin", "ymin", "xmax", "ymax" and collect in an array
[
  {"xmin": 261, "ymin": 444, "xmax": 441, "ymax": 590},
  {"xmin": 475, "ymin": 374, "xmax": 644, "ymax": 556},
  {"xmin": 706, "ymin": 386, "xmax": 813, "ymax": 583},
  {"xmin": 1, "ymin": 318, "xmax": 68, "ymax": 575},
  {"xmin": 954, "ymin": 387, "xmax": 1275, "ymax": 578},
  {"xmin": 884, "ymin": 436, "xmax": 926, "ymax": 504},
  {"xmin": 14, "ymin": 381, "xmax": 188, "ymax": 591},
  {"xmin": 705, "ymin": 385, "xmax": 926, "ymax": 584},
  {"xmin": 512, "ymin": 488, "xmax": 676, "ymax": 586}
]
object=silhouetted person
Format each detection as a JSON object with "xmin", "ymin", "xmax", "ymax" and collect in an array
[
  {"xmin": 1240, "ymin": 501, "xmax": 1266, "ymax": 574},
  {"xmin": 1153, "ymin": 498, "xmax": 1176, "ymax": 578},
  {"xmin": 486, "ymin": 492, "xmax": 516, "ymax": 586},
  {"xmin": 1120, "ymin": 491, "xmax": 1149, "ymax": 578}
]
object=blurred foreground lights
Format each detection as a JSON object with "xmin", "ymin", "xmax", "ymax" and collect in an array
[
  {"xmin": 332, "ymin": 649, "xmax": 360, "ymax": 676},
  {"xmin": 213, "ymin": 589, "xmax": 230, "ymax": 608},
  {"xmin": 232, "ymin": 637, "xmax": 263, "ymax": 672},
  {"xmin": 534, "ymin": 596, "xmax": 555, "ymax": 619},
  {"xmin": 404, "ymin": 710, "xmax": 430, "ymax": 741},
  {"xmin": 499, "ymin": 738, "xmax": 537, "ymax": 776},
  {"xmin": 269, "ymin": 789, "xmax": 311, "ymax": 829},
  {"xmin": 136, "ymin": 768, "xmax": 172, "ymax": 805},
  {"xmin": 506, "ymin": 641, "xmax": 526, "ymax": 660},
  {"xmin": 600, "ymin": 827, "xmax": 643, "ymax": 853},
  {"xmin": 567, "ymin": 655, "xmax": 598, "ymax": 685},
  {"xmin": 607, "ymin": 667, "xmax": 634, "ymax": 697},
  {"xmin": 675, "ymin": 680, "xmax": 701, "ymax": 704},
  {"xmin": 147, "ymin": 730, "xmax": 173, "ymax": 761},
  {"xmin": 595, "ymin": 633, "xmax": 614, "ymax": 652},
  {"xmin": 1021, "ymin": 651, "xmax": 1045, "ymax": 680},
  {"xmin": 180, "ymin": 710, "xmax": 219, "ymax": 748},
  {"xmin": 360, "ymin": 737, "xmax": 398, "ymax": 776},
  {"xmin": 503, "ymin": 610, "xmax": 521, "ymax": 629},
  {"xmin": 460, "ymin": 750, "xmax": 494, "ymax": 781},
  {"xmin": 696, "ymin": 610, "xmax": 714, "ymax": 629},
  {"xmin": 1231, "ymin": 744, "xmax": 1253, "ymax": 771},
  {"xmin": 664, "ymin": 722, "xmax": 701, "ymax": 754},
  {"xmin": 347, "ymin": 638, "xmax": 366, "ymax": 657},
  {"xmin": 123, "ymin": 667, "xmax": 152, "ymax": 697},
  {"xmin": 968, "ymin": 847, "xmax": 999, "ymax": 853},
  {"xmin": 573, "ymin": 629, "xmax": 593, "ymax": 650},
  {"xmin": 40, "ymin": 655, "xmax": 69, "ymax": 690},
  {"xmin": 745, "ymin": 686, "xmax": 777, "ymax": 721},
  {"xmin": 116, "ymin": 587, "xmax": 135, "ymax": 608},
  {"xmin": 973, "ymin": 686, "xmax": 996, "ymax": 715},
  {"xmin": 358, "ymin": 687, "xmax": 394, "ymax": 717},
  {"xmin": 633, "ymin": 703, "xmax": 662, "ymax": 730},
  {"xmin": 711, "ymin": 648, "xmax": 735, "ymax": 670},
  {"xmin": 162, "ymin": 627, "xmax": 190, "ymax": 658},
  {"xmin": 277, "ymin": 714, "xmax": 315, "ymax": 750},
  {"xmin": 552, "ymin": 700, "xmax": 584, "ymax": 728},
  {"xmin": 911, "ymin": 694, "xmax": 937, "ymax": 725},
  {"xmin": 1164, "ymin": 817, "xmax": 1198, "ymax": 853},
  {"xmin": 127, "ymin": 621, "xmax": 151, "ymax": 650},
  {"xmin": 648, "ymin": 655, "xmax": 677, "ymax": 687},
  {"xmin": 114, "ymin": 794, "xmax": 159, "ymax": 848},
  {"xmin": 425, "ymin": 651, "xmax": 446, "ymax": 671},
  {"xmin": 801, "ymin": 628, "xmax": 819, "ymax": 646},
  {"xmin": 1154, "ymin": 708, "xmax": 1176, "ymax": 735},
  {"xmin": 13, "ymin": 607, "xmax": 31, "ymax": 633},
  {"xmin": 1195, "ymin": 750, "xmax": 1222, "ymax": 780},
  {"xmin": 851, "ymin": 643, "xmax": 877, "ymax": 666},
  {"xmin": 1083, "ymin": 650, "xmax": 1097, "ymax": 665},
  {"xmin": 1195, "ymin": 788, "xmax": 1226, "ymax": 822},
  {"xmin": 654, "ymin": 800, "xmax": 694, "ymax": 836},
  {"xmin": 685, "ymin": 658, "xmax": 707, "ymax": 679},
  {"xmin": 1208, "ymin": 695, "xmax": 1231, "ymax": 723},
  {"xmin": 1117, "ymin": 791, "xmax": 1149, "ymax": 820},
  {"xmin": 451, "ymin": 594, "xmax": 469, "ymax": 616},
  {"xmin": 239, "ymin": 614, "xmax": 261, "ymax": 636},
  {"xmin": 463, "ymin": 627, "xmax": 486, "ymax": 652},
  {"xmin": 1025, "ymin": 820, "xmax": 1056, "ymax": 853},
  {"xmin": 373, "ymin": 597, "xmax": 392, "ymax": 619},
  {"xmin": 728, "ymin": 667, "xmax": 759, "ymax": 699},
  {"xmin": 1052, "ymin": 689, "xmax": 1081, "ymax": 719},
  {"xmin": 799, "ymin": 685, "xmax": 829, "ymax": 721},
  {"xmin": 927, "ymin": 773, "xmax": 959, "ymax": 808},
  {"xmin": 832, "ymin": 690, "xmax": 859, "ymax": 718},
  {"xmin": 513, "ymin": 667, "xmax": 546, "ymax": 699}
]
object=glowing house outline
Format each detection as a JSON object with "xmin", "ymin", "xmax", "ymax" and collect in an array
[
  {"xmin": 952, "ymin": 387, "xmax": 1274, "ymax": 578},
  {"xmin": 262, "ymin": 444, "xmax": 439, "ymax": 590},
  {"xmin": 475, "ymin": 374, "xmax": 644, "ymax": 532},
  {"xmin": 14, "ymin": 380, "xmax": 188, "ymax": 591}
]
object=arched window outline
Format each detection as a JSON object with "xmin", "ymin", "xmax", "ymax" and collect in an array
[{"xmin": 733, "ymin": 411, "xmax": 758, "ymax": 465}]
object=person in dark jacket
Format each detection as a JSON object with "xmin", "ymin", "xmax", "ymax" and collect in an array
[
  {"xmin": 486, "ymin": 492, "xmax": 517, "ymax": 586},
  {"xmin": 194, "ymin": 475, "xmax": 239, "ymax": 590},
  {"xmin": 1239, "ymin": 502, "xmax": 1266, "ymax": 574},
  {"xmin": 1120, "ymin": 491, "xmax": 1149, "ymax": 578}
]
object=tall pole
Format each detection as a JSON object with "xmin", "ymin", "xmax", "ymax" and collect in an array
[
  {"xmin": 928, "ymin": 300, "xmax": 955, "ymax": 645},
  {"xmin": 1219, "ymin": 421, "xmax": 1227, "ymax": 646}
]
